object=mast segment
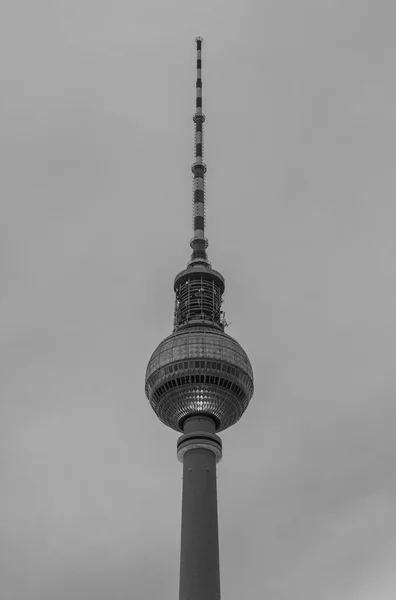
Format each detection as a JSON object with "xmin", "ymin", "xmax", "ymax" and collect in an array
[
  {"xmin": 172, "ymin": 37, "xmax": 226, "ymax": 331},
  {"xmin": 190, "ymin": 36, "xmax": 209, "ymax": 267}
]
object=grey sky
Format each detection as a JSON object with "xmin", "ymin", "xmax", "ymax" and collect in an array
[{"xmin": 1, "ymin": 0, "xmax": 396, "ymax": 598}]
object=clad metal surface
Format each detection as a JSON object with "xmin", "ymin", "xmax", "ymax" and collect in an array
[{"xmin": 145, "ymin": 327, "xmax": 254, "ymax": 432}]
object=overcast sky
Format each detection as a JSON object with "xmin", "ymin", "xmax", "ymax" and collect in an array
[{"xmin": 1, "ymin": 1, "xmax": 396, "ymax": 599}]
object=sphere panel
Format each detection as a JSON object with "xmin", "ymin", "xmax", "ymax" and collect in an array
[
  {"xmin": 145, "ymin": 327, "xmax": 254, "ymax": 432},
  {"xmin": 155, "ymin": 384, "xmax": 244, "ymax": 432}
]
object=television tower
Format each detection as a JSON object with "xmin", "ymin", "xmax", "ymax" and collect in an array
[{"xmin": 145, "ymin": 37, "xmax": 254, "ymax": 600}]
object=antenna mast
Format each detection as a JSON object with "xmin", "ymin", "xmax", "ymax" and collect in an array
[{"xmin": 189, "ymin": 36, "xmax": 209, "ymax": 267}]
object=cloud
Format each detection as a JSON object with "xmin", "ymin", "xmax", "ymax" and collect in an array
[{"xmin": 1, "ymin": 0, "xmax": 396, "ymax": 598}]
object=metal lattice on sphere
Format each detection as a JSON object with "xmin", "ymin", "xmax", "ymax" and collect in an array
[{"xmin": 145, "ymin": 327, "xmax": 254, "ymax": 432}]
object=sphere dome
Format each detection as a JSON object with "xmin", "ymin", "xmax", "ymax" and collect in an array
[{"xmin": 145, "ymin": 326, "xmax": 254, "ymax": 432}]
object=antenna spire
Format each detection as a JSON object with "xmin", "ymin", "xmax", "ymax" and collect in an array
[{"xmin": 189, "ymin": 36, "xmax": 209, "ymax": 267}]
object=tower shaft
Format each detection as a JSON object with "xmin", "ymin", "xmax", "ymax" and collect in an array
[{"xmin": 178, "ymin": 417, "xmax": 222, "ymax": 600}]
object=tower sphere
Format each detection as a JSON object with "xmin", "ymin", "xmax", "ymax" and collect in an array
[{"xmin": 145, "ymin": 326, "xmax": 254, "ymax": 432}]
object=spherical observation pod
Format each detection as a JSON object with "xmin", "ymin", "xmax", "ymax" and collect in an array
[{"xmin": 145, "ymin": 326, "xmax": 254, "ymax": 432}]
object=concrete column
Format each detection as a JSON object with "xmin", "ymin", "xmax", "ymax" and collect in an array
[{"xmin": 177, "ymin": 416, "xmax": 222, "ymax": 600}]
